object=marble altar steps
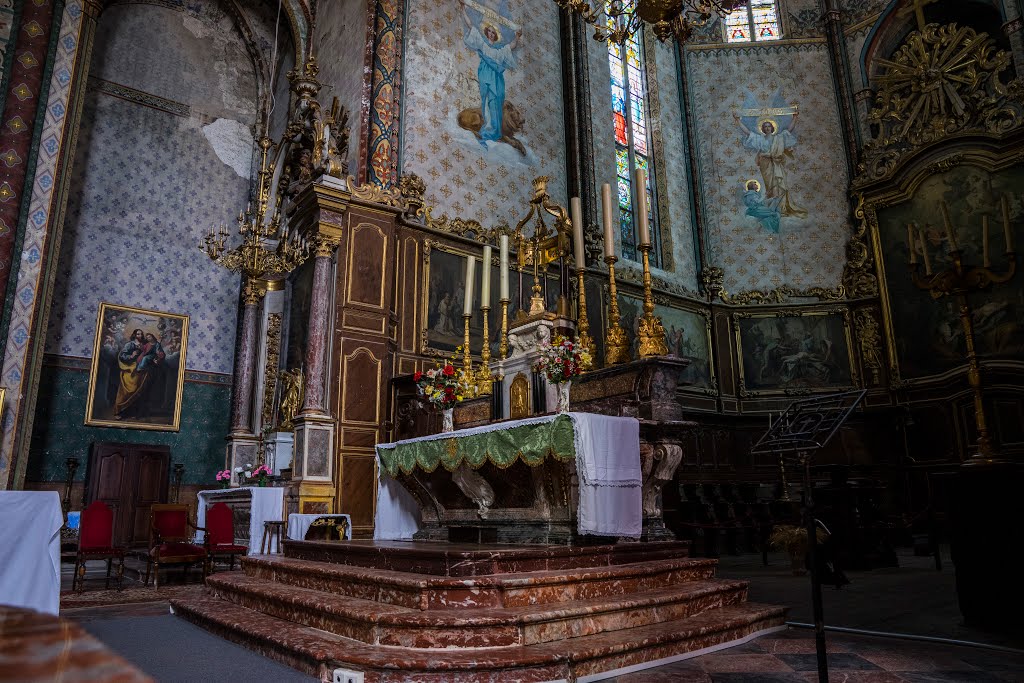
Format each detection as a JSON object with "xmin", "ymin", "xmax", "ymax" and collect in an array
[{"xmin": 171, "ymin": 540, "xmax": 786, "ymax": 682}]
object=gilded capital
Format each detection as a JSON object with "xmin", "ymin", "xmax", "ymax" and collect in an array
[{"xmin": 314, "ymin": 234, "xmax": 340, "ymax": 258}]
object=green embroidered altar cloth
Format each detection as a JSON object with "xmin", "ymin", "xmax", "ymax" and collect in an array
[{"xmin": 375, "ymin": 414, "xmax": 576, "ymax": 477}]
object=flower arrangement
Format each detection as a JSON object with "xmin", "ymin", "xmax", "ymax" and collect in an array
[
  {"xmin": 215, "ymin": 469, "xmax": 232, "ymax": 488},
  {"xmin": 234, "ymin": 463, "xmax": 253, "ymax": 486},
  {"xmin": 253, "ymin": 464, "xmax": 272, "ymax": 487},
  {"xmin": 413, "ymin": 351, "xmax": 467, "ymax": 410},
  {"xmin": 536, "ymin": 335, "xmax": 592, "ymax": 384}
]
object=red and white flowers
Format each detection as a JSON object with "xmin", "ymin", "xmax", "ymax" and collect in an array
[
  {"xmin": 537, "ymin": 335, "xmax": 592, "ymax": 384},
  {"xmin": 414, "ymin": 351, "xmax": 467, "ymax": 410}
]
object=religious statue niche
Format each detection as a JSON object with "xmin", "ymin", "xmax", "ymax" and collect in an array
[
  {"xmin": 733, "ymin": 308, "xmax": 857, "ymax": 396},
  {"xmin": 279, "ymin": 55, "xmax": 350, "ymax": 202},
  {"xmin": 85, "ymin": 303, "xmax": 189, "ymax": 431}
]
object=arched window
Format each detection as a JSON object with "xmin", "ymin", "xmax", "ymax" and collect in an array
[
  {"xmin": 607, "ymin": 32, "xmax": 661, "ymax": 266},
  {"xmin": 725, "ymin": 1, "xmax": 782, "ymax": 43}
]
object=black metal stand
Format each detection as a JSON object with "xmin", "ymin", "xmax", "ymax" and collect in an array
[{"xmin": 751, "ymin": 390, "xmax": 867, "ymax": 683}]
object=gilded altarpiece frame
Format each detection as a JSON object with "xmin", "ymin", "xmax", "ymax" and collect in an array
[{"xmin": 733, "ymin": 307, "xmax": 857, "ymax": 397}]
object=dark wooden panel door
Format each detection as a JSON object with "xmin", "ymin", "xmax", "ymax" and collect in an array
[{"xmin": 87, "ymin": 443, "xmax": 170, "ymax": 547}]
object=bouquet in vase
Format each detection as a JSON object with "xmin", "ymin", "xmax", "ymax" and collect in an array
[
  {"xmin": 215, "ymin": 469, "xmax": 232, "ymax": 488},
  {"xmin": 413, "ymin": 350, "xmax": 468, "ymax": 431},
  {"xmin": 253, "ymin": 464, "xmax": 272, "ymax": 486},
  {"xmin": 536, "ymin": 336, "xmax": 592, "ymax": 412}
]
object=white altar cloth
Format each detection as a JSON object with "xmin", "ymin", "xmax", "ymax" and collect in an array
[
  {"xmin": 195, "ymin": 487, "xmax": 285, "ymax": 554},
  {"xmin": 0, "ymin": 491, "xmax": 63, "ymax": 615},
  {"xmin": 374, "ymin": 412, "xmax": 641, "ymax": 539},
  {"xmin": 288, "ymin": 513, "xmax": 352, "ymax": 540}
]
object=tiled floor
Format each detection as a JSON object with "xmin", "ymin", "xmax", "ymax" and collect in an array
[{"xmin": 605, "ymin": 629, "xmax": 1024, "ymax": 682}]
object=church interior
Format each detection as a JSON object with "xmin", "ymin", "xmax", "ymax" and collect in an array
[{"xmin": 1, "ymin": 0, "xmax": 1023, "ymax": 680}]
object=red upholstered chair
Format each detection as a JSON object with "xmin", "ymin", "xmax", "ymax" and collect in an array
[
  {"xmin": 73, "ymin": 501, "xmax": 126, "ymax": 592},
  {"xmin": 204, "ymin": 502, "xmax": 248, "ymax": 573},
  {"xmin": 144, "ymin": 504, "xmax": 207, "ymax": 588}
]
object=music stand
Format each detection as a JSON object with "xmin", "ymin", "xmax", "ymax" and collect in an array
[{"xmin": 751, "ymin": 389, "xmax": 866, "ymax": 683}]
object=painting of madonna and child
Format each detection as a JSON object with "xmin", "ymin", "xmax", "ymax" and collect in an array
[{"xmin": 85, "ymin": 303, "xmax": 189, "ymax": 431}]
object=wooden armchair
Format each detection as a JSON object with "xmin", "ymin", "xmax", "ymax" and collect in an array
[
  {"xmin": 144, "ymin": 503, "xmax": 207, "ymax": 588},
  {"xmin": 73, "ymin": 501, "xmax": 126, "ymax": 592},
  {"xmin": 203, "ymin": 502, "xmax": 248, "ymax": 573}
]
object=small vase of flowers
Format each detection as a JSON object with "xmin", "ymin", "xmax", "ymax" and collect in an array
[
  {"xmin": 234, "ymin": 463, "xmax": 253, "ymax": 486},
  {"xmin": 537, "ymin": 336, "xmax": 592, "ymax": 413},
  {"xmin": 253, "ymin": 464, "xmax": 272, "ymax": 487},
  {"xmin": 215, "ymin": 470, "xmax": 232, "ymax": 489},
  {"xmin": 413, "ymin": 350, "xmax": 468, "ymax": 433}
]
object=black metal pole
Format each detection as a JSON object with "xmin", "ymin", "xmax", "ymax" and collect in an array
[{"xmin": 803, "ymin": 455, "xmax": 829, "ymax": 682}]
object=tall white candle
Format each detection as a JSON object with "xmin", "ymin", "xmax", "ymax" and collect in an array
[
  {"xmin": 480, "ymin": 245, "xmax": 492, "ymax": 306},
  {"xmin": 1002, "ymin": 195, "xmax": 1014, "ymax": 253},
  {"xmin": 601, "ymin": 183, "xmax": 615, "ymax": 258},
  {"xmin": 499, "ymin": 234, "xmax": 509, "ymax": 300},
  {"xmin": 634, "ymin": 168, "xmax": 650, "ymax": 246},
  {"xmin": 463, "ymin": 256, "xmax": 476, "ymax": 316},
  {"xmin": 570, "ymin": 197, "xmax": 585, "ymax": 268}
]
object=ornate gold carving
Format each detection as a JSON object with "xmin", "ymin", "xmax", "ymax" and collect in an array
[
  {"xmin": 510, "ymin": 373, "xmax": 531, "ymax": 419},
  {"xmin": 604, "ymin": 255, "xmax": 631, "ymax": 365},
  {"xmin": 637, "ymin": 243, "xmax": 668, "ymax": 358},
  {"xmin": 314, "ymin": 234, "xmax": 340, "ymax": 258},
  {"xmin": 242, "ymin": 277, "xmax": 268, "ymax": 305},
  {"xmin": 398, "ymin": 173, "xmax": 426, "ymax": 219},
  {"xmin": 719, "ymin": 285, "xmax": 846, "ymax": 305},
  {"xmin": 423, "ymin": 208, "xmax": 508, "ymax": 244},
  {"xmin": 476, "ymin": 307, "xmax": 493, "ymax": 396},
  {"xmin": 277, "ymin": 367, "xmax": 305, "ymax": 431},
  {"xmin": 701, "ymin": 266, "xmax": 724, "ymax": 300},
  {"xmin": 575, "ymin": 270, "xmax": 594, "ymax": 357},
  {"xmin": 856, "ymin": 23, "xmax": 1023, "ymax": 184},
  {"xmin": 261, "ymin": 314, "xmax": 282, "ymax": 426},
  {"xmin": 843, "ymin": 195, "xmax": 879, "ymax": 298},
  {"xmin": 499, "ymin": 298, "xmax": 510, "ymax": 361},
  {"xmin": 347, "ymin": 177, "xmax": 407, "ymax": 208},
  {"xmin": 286, "ymin": 55, "xmax": 349, "ymax": 186},
  {"xmin": 853, "ymin": 308, "xmax": 883, "ymax": 386}
]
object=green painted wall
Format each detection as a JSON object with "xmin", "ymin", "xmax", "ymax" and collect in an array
[{"xmin": 28, "ymin": 360, "xmax": 231, "ymax": 485}]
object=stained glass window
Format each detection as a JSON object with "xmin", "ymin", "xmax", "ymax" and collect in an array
[
  {"xmin": 607, "ymin": 30, "xmax": 660, "ymax": 265},
  {"xmin": 724, "ymin": 1, "xmax": 782, "ymax": 43}
]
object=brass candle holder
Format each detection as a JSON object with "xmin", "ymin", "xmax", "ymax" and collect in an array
[
  {"xmin": 637, "ymin": 242, "xmax": 668, "ymax": 358},
  {"xmin": 462, "ymin": 314, "xmax": 476, "ymax": 398},
  {"xmin": 909, "ymin": 247, "xmax": 1016, "ymax": 463},
  {"xmin": 476, "ymin": 306, "xmax": 493, "ymax": 395},
  {"xmin": 499, "ymin": 297, "xmax": 510, "ymax": 360},
  {"xmin": 575, "ymin": 268, "xmax": 594, "ymax": 356},
  {"xmin": 604, "ymin": 254, "xmax": 631, "ymax": 365}
]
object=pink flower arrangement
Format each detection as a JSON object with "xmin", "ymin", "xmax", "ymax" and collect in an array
[
  {"xmin": 253, "ymin": 464, "xmax": 272, "ymax": 478},
  {"xmin": 215, "ymin": 470, "xmax": 232, "ymax": 482}
]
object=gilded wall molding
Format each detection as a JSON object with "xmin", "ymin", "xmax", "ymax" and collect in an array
[
  {"xmin": 842, "ymin": 195, "xmax": 879, "ymax": 298},
  {"xmin": 261, "ymin": 313, "xmax": 282, "ymax": 426},
  {"xmin": 718, "ymin": 285, "xmax": 846, "ymax": 306},
  {"xmin": 853, "ymin": 307, "xmax": 883, "ymax": 387}
]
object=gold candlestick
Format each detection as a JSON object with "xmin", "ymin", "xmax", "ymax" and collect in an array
[
  {"xmin": 462, "ymin": 314, "xmax": 475, "ymax": 398},
  {"xmin": 576, "ymin": 268, "xmax": 594, "ymax": 358},
  {"xmin": 909, "ymin": 246, "xmax": 1016, "ymax": 463},
  {"xmin": 477, "ymin": 306, "xmax": 493, "ymax": 395},
  {"xmin": 637, "ymin": 243, "xmax": 668, "ymax": 357},
  {"xmin": 604, "ymin": 255, "xmax": 631, "ymax": 365},
  {"xmin": 499, "ymin": 298, "xmax": 510, "ymax": 360}
]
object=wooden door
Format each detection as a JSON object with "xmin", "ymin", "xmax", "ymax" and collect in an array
[{"xmin": 87, "ymin": 443, "xmax": 170, "ymax": 547}]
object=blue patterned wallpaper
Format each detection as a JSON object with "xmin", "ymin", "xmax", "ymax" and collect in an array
[{"xmin": 28, "ymin": 361, "xmax": 231, "ymax": 484}]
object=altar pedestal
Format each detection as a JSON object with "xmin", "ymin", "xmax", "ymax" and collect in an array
[
  {"xmin": 494, "ymin": 314, "xmax": 575, "ymax": 418},
  {"xmin": 263, "ymin": 432, "xmax": 293, "ymax": 475}
]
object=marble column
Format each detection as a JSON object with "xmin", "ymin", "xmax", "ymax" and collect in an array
[
  {"xmin": 230, "ymin": 279, "xmax": 263, "ymax": 433},
  {"xmin": 1003, "ymin": 0, "xmax": 1024, "ymax": 76},
  {"xmin": 301, "ymin": 235, "xmax": 340, "ymax": 415}
]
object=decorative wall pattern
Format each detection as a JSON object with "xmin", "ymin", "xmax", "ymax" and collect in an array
[
  {"xmin": 44, "ymin": 1, "xmax": 259, "ymax": 374},
  {"xmin": 27, "ymin": 361, "xmax": 231, "ymax": 484},
  {"xmin": 587, "ymin": 32, "xmax": 699, "ymax": 293},
  {"xmin": 401, "ymin": 0, "xmax": 567, "ymax": 226},
  {"xmin": 785, "ymin": 0, "xmax": 825, "ymax": 38},
  {"xmin": 840, "ymin": 0, "xmax": 891, "ymax": 27},
  {"xmin": 685, "ymin": 42, "xmax": 853, "ymax": 295}
]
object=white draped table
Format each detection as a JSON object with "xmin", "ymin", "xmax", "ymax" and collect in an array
[
  {"xmin": 195, "ymin": 487, "xmax": 285, "ymax": 554},
  {"xmin": 0, "ymin": 491, "xmax": 63, "ymax": 614},
  {"xmin": 374, "ymin": 412, "xmax": 641, "ymax": 540}
]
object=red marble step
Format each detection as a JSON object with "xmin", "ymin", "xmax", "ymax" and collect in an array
[
  {"xmin": 205, "ymin": 571, "xmax": 750, "ymax": 648},
  {"xmin": 171, "ymin": 592, "xmax": 786, "ymax": 682},
  {"xmin": 281, "ymin": 539, "xmax": 691, "ymax": 576},
  {"xmin": 241, "ymin": 554, "xmax": 719, "ymax": 610}
]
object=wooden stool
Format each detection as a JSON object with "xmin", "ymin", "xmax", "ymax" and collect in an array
[{"xmin": 261, "ymin": 520, "xmax": 286, "ymax": 554}]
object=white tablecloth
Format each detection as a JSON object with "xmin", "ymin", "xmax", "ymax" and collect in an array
[
  {"xmin": 373, "ymin": 412, "xmax": 641, "ymax": 539},
  {"xmin": 288, "ymin": 513, "xmax": 352, "ymax": 540},
  {"xmin": 0, "ymin": 491, "xmax": 63, "ymax": 614},
  {"xmin": 195, "ymin": 487, "xmax": 285, "ymax": 554}
]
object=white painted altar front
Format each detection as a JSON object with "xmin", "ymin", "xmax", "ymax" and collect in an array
[{"xmin": 195, "ymin": 487, "xmax": 285, "ymax": 554}]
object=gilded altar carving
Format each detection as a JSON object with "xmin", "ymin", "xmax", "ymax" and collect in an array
[
  {"xmin": 398, "ymin": 173, "xmax": 427, "ymax": 219},
  {"xmin": 510, "ymin": 373, "xmax": 531, "ymax": 419},
  {"xmin": 718, "ymin": 285, "xmax": 846, "ymax": 306},
  {"xmin": 423, "ymin": 208, "xmax": 509, "ymax": 244},
  {"xmin": 277, "ymin": 368, "xmax": 305, "ymax": 431},
  {"xmin": 261, "ymin": 314, "xmax": 282, "ymax": 427},
  {"xmin": 856, "ymin": 23, "xmax": 1023, "ymax": 185},
  {"xmin": 842, "ymin": 195, "xmax": 879, "ymax": 298},
  {"xmin": 853, "ymin": 308, "xmax": 884, "ymax": 386},
  {"xmin": 284, "ymin": 56, "xmax": 349, "ymax": 195},
  {"xmin": 347, "ymin": 177, "xmax": 407, "ymax": 209}
]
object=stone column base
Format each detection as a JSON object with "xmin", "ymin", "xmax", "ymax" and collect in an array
[
  {"xmin": 291, "ymin": 413, "xmax": 336, "ymax": 512},
  {"xmin": 226, "ymin": 434, "xmax": 260, "ymax": 487}
]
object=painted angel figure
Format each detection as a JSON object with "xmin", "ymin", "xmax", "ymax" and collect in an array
[
  {"xmin": 459, "ymin": 0, "xmax": 521, "ymax": 144},
  {"xmin": 735, "ymin": 112, "xmax": 807, "ymax": 220}
]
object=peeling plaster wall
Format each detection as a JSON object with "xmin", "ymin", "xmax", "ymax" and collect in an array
[{"xmin": 316, "ymin": 0, "xmax": 366, "ymax": 178}]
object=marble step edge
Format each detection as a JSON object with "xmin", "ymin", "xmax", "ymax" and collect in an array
[
  {"xmin": 171, "ymin": 593, "xmax": 786, "ymax": 682},
  {"xmin": 282, "ymin": 540, "xmax": 692, "ymax": 576},
  {"xmin": 241, "ymin": 555, "xmax": 719, "ymax": 609},
  {"xmin": 204, "ymin": 572, "xmax": 750, "ymax": 647}
]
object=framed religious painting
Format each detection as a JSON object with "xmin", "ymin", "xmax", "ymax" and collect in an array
[
  {"xmin": 420, "ymin": 239, "xmax": 559, "ymax": 357},
  {"xmin": 733, "ymin": 307, "xmax": 857, "ymax": 397},
  {"xmin": 84, "ymin": 303, "xmax": 189, "ymax": 431}
]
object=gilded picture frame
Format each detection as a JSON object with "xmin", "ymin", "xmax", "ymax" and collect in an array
[
  {"xmin": 419, "ymin": 238, "xmax": 559, "ymax": 357},
  {"xmin": 85, "ymin": 303, "xmax": 189, "ymax": 431},
  {"xmin": 733, "ymin": 306, "xmax": 857, "ymax": 397}
]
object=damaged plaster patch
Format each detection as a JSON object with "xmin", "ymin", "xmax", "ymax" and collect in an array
[{"xmin": 202, "ymin": 118, "xmax": 254, "ymax": 179}]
